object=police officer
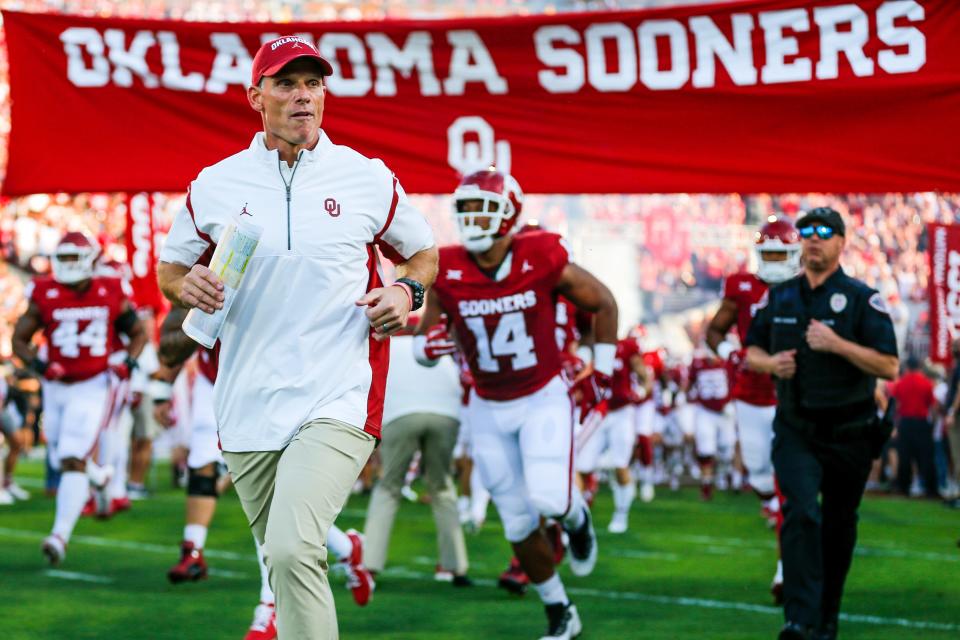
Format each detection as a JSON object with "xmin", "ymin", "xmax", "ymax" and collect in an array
[{"xmin": 745, "ymin": 207, "xmax": 899, "ymax": 640}]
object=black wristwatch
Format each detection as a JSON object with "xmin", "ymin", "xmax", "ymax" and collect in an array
[{"xmin": 395, "ymin": 277, "xmax": 425, "ymax": 311}]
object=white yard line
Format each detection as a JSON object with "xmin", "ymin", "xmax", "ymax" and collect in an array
[
  {"xmin": 45, "ymin": 569, "xmax": 114, "ymax": 584},
  {"xmin": 2, "ymin": 526, "xmax": 956, "ymax": 633}
]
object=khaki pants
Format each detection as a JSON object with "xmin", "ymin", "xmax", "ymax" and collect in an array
[
  {"xmin": 224, "ymin": 419, "xmax": 375, "ymax": 640},
  {"xmin": 363, "ymin": 413, "xmax": 468, "ymax": 574}
]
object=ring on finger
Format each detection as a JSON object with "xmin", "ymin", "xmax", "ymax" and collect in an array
[{"xmin": 381, "ymin": 322, "xmax": 391, "ymax": 332}]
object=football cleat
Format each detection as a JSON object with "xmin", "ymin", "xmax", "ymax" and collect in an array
[
  {"xmin": 497, "ymin": 557, "xmax": 529, "ymax": 595},
  {"xmin": 565, "ymin": 509, "xmax": 597, "ymax": 577},
  {"xmin": 167, "ymin": 541, "xmax": 208, "ymax": 583},
  {"xmin": 5, "ymin": 482, "xmax": 30, "ymax": 501},
  {"xmin": 400, "ymin": 485, "xmax": 419, "ymax": 503},
  {"xmin": 771, "ymin": 560, "xmax": 784, "ymax": 605},
  {"xmin": 0, "ymin": 488, "xmax": 15, "ymax": 505},
  {"xmin": 344, "ymin": 529, "xmax": 364, "ymax": 567},
  {"xmin": 343, "ymin": 563, "xmax": 375, "ymax": 606},
  {"xmin": 607, "ymin": 511, "xmax": 628, "ymax": 534},
  {"xmin": 244, "ymin": 602, "xmax": 277, "ymax": 640},
  {"xmin": 434, "ymin": 565, "xmax": 454, "ymax": 582},
  {"xmin": 110, "ymin": 496, "xmax": 132, "ymax": 513},
  {"xmin": 42, "ymin": 534, "xmax": 67, "ymax": 566},
  {"xmin": 540, "ymin": 603, "xmax": 582, "ymax": 640},
  {"xmin": 80, "ymin": 496, "xmax": 97, "ymax": 517}
]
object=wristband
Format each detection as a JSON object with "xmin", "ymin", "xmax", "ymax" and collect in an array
[
  {"xmin": 395, "ymin": 277, "xmax": 425, "ymax": 311},
  {"xmin": 148, "ymin": 379, "xmax": 174, "ymax": 402},
  {"xmin": 593, "ymin": 343, "xmax": 616, "ymax": 377},
  {"xmin": 576, "ymin": 345, "xmax": 593, "ymax": 365},
  {"xmin": 392, "ymin": 282, "xmax": 413, "ymax": 310},
  {"xmin": 715, "ymin": 340, "xmax": 735, "ymax": 361}
]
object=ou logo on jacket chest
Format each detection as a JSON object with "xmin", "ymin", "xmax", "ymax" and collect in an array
[{"xmin": 324, "ymin": 198, "xmax": 341, "ymax": 218}]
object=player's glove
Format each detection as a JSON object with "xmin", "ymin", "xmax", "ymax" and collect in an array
[
  {"xmin": 571, "ymin": 370, "xmax": 612, "ymax": 424},
  {"xmin": 414, "ymin": 322, "xmax": 458, "ymax": 365},
  {"xmin": 727, "ymin": 348, "xmax": 747, "ymax": 372},
  {"xmin": 110, "ymin": 356, "xmax": 138, "ymax": 381}
]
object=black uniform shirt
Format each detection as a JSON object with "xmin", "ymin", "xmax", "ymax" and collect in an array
[{"xmin": 746, "ymin": 267, "xmax": 898, "ymax": 426}]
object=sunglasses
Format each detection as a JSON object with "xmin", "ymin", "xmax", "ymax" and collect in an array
[{"xmin": 798, "ymin": 224, "xmax": 836, "ymax": 240}]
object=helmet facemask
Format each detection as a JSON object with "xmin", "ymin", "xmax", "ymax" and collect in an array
[
  {"xmin": 755, "ymin": 242, "xmax": 801, "ymax": 284},
  {"xmin": 453, "ymin": 189, "xmax": 515, "ymax": 253},
  {"xmin": 52, "ymin": 238, "xmax": 98, "ymax": 284}
]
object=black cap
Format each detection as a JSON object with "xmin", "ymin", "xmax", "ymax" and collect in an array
[{"xmin": 796, "ymin": 207, "xmax": 845, "ymax": 236}]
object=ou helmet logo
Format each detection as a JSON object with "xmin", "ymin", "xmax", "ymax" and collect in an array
[{"xmin": 447, "ymin": 116, "xmax": 511, "ymax": 176}]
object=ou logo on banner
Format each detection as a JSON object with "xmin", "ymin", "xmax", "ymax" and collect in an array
[
  {"xmin": 129, "ymin": 193, "xmax": 152, "ymax": 278},
  {"xmin": 447, "ymin": 116, "xmax": 512, "ymax": 176}
]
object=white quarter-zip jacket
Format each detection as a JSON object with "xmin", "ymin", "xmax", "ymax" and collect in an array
[{"xmin": 159, "ymin": 131, "xmax": 435, "ymax": 451}]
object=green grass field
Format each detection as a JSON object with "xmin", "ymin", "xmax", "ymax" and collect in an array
[{"xmin": 2, "ymin": 458, "xmax": 958, "ymax": 640}]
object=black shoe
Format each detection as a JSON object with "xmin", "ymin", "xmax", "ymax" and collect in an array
[
  {"xmin": 542, "ymin": 603, "xmax": 582, "ymax": 639},
  {"xmin": 812, "ymin": 622, "xmax": 837, "ymax": 640},
  {"xmin": 452, "ymin": 574, "xmax": 473, "ymax": 587},
  {"xmin": 564, "ymin": 509, "xmax": 597, "ymax": 577},
  {"xmin": 778, "ymin": 621, "xmax": 814, "ymax": 640}
]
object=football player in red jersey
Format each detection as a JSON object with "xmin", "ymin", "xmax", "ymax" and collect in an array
[
  {"xmin": 12, "ymin": 232, "xmax": 146, "ymax": 565},
  {"xmin": 687, "ymin": 347, "xmax": 735, "ymax": 500},
  {"xmin": 416, "ymin": 168, "xmax": 618, "ymax": 640},
  {"xmin": 706, "ymin": 218, "xmax": 801, "ymax": 599}
]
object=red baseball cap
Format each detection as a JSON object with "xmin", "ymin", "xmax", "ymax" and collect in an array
[{"xmin": 251, "ymin": 36, "xmax": 333, "ymax": 86}]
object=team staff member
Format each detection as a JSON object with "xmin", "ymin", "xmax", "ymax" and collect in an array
[
  {"xmin": 158, "ymin": 36, "xmax": 437, "ymax": 640},
  {"xmin": 746, "ymin": 208, "xmax": 898, "ymax": 640}
]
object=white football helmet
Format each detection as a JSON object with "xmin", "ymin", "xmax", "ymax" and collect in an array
[
  {"xmin": 51, "ymin": 231, "xmax": 99, "ymax": 284},
  {"xmin": 452, "ymin": 167, "xmax": 524, "ymax": 253},
  {"xmin": 755, "ymin": 219, "xmax": 801, "ymax": 284}
]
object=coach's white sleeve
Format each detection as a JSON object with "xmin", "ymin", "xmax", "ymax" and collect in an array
[
  {"xmin": 380, "ymin": 179, "xmax": 435, "ymax": 260},
  {"xmin": 159, "ymin": 200, "xmax": 211, "ymax": 267}
]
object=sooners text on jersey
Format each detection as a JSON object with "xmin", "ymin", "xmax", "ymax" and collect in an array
[
  {"xmin": 723, "ymin": 271, "xmax": 776, "ymax": 406},
  {"xmin": 689, "ymin": 356, "xmax": 732, "ymax": 413},
  {"xmin": 28, "ymin": 276, "xmax": 127, "ymax": 382},
  {"xmin": 433, "ymin": 231, "xmax": 569, "ymax": 401}
]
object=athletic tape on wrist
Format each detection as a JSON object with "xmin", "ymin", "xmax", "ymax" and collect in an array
[{"xmin": 593, "ymin": 343, "xmax": 616, "ymax": 377}]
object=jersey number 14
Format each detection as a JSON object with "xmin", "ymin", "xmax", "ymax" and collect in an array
[{"xmin": 464, "ymin": 311, "xmax": 538, "ymax": 373}]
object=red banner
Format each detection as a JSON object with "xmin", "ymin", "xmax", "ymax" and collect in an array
[
  {"xmin": 3, "ymin": 1, "xmax": 960, "ymax": 195},
  {"xmin": 124, "ymin": 192, "xmax": 164, "ymax": 312},
  {"xmin": 928, "ymin": 223, "xmax": 960, "ymax": 364}
]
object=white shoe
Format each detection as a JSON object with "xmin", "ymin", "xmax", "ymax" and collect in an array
[
  {"xmin": 400, "ymin": 485, "xmax": 419, "ymax": 503},
  {"xmin": 5, "ymin": 482, "xmax": 30, "ymax": 501},
  {"xmin": 42, "ymin": 534, "xmax": 67, "ymax": 566},
  {"xmin": 607, "ymin": 511, "xmax": 628, "ymax": 534},
  {"xmin": 87, "ymin": 464, "xmax": 114, "ymax": 516},
  {"xmin": 540, "ymin": 603, "xmax": 582, "ymax": 639},
  {"xmin": 640, "ymin": 482, "xmax": 655, "ymax": 503},
  {"xmin": 0, "ymin": 488, "xmax": 14, "ymax": 505}
]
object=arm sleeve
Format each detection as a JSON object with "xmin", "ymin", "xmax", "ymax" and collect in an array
[
  {"xmin": 377, "ymin": 176, "xmax": 435, "ymax": 261},
  {"xmin": 858, "ymin": 291, "xmax": 899, "ymax": 357},
  {"xmin": 158, "ymin": 191, "xmax": 212, "ymax": 267},
  {"xmin": 744, "ymin": 291, "xmax": 772, "ymax": 350}
]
